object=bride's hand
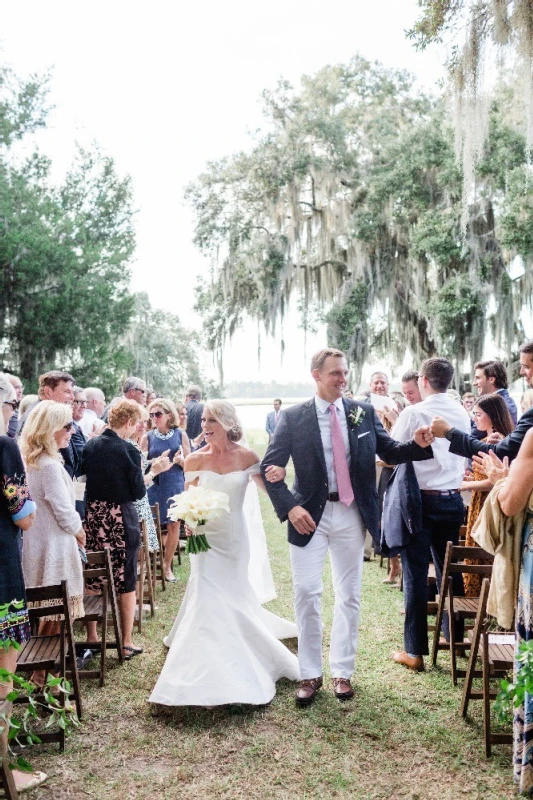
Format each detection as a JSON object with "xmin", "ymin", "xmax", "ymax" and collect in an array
[{"xmin": 265, "ymin": 465, "xmax": 287, "ymax": 483}]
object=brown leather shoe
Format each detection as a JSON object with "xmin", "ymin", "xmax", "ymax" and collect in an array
[
  {"xmin": 295, "ymin": 677, "xmax": 323, "ymax": 707},
  {"xmin": 332, "ymin": 677, "xmax": 354, "ymax": 701},
  {"xmin": 392, "ymin": 650, "xmax": 425, "ymax": 672}
]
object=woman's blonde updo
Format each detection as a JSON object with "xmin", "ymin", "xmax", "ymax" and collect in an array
[
  {"xmin": 205, "ymin": 400, "xmax": 243, "ymax": 442},
  {"xmin": 108, "ymin": 399, "xmax": 142, "ymax": 430},
  {"xmin": 20, "ymin": 400, "xmax": 73, "ymax": 467}
]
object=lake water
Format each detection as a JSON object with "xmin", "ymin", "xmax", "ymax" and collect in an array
[{"xmin": 229, "ymin": 401, "xmax": 299, "ymax": 438}]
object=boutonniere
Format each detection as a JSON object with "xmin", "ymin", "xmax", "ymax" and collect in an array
[{"xmin": 348, "ymin": 407, "xmax": 366, "ymax": 429}]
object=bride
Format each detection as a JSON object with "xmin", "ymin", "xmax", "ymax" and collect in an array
[{"xmin": 149, "ymin": 400, "xmax": 299, "ymax": 707}]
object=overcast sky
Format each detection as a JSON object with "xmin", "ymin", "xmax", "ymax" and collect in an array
[{"xmin": 2, "ymin": 1, "xmax": 445, "ymax": 384}]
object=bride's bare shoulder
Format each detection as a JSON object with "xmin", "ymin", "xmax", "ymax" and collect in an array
[
  {"xmin": 235, "ymin": 445, "xmax": 260, "ymax": 468},
  {"xmin": 184, "ymin": 450, "xmax": 207, "ymax": 470}
]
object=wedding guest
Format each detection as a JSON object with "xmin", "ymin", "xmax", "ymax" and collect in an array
[
  {"xmin": 390, "ymin": 358, "xmax": 471, "ymax": 672},
  {"xmin": 142, "ymin": 399, "xmax": 190, "ymax": 582},
  {"xmin": 71, "ymin": 387, "xmax": 89, "ymax": 517},
  {"xmin": 401, "ymin": 371, "xmax": 421, "ymax": 405},
  {"xmin": 104, "ymin": 377, "xmax": 147, "ymax": 421},
  {"xmin": 20, "ymin": 401, "xmax": 85, "ymax": 684},
  {"xmin": 462, "ymin": 392, "xmax": 476, "ymax": 414},
  {"xmin": 0, "ymin": 375, "xmax": 45, "ymax": 793},
  {"xmin": 18, "ymin": 371, "xmax": 78, "ymax": 478},
  {"xmin": 266, "ymin": 399, "xmax": 282, "ymax": 442},
  {"xmin": 473, "ymin": 360, "xmax": 517, "ymax": 424},
  {"xmin": 82, "ymin": 399, "xmax": 146, "ymax": 660},
  {"xmin": 460, "ymin": 394, "xmax": 514, "ymax": 596},
  {"xmin": 176, "ymin": 403, "xmax": 188, "ymax": 432},
  {"xmin": 6, "ymin": 374, "xmax": 23, "ymax": 438},
  {"xmin": 521, "ymin": 389, "xmax": 533, "ymax": 414},
  {"xmin": 370, "ymin": 371, "xmax": 389, "ymax": 396},
  {"xmin": 146, "ymin": 391, "xmax": 156, "ymax": 406},
  {"xmin": 431, "ymin": 341, "xmax": 533, "ymax": 462},
  {"xmin": 344, "ymin": 390, "xmax": 354, "ymax": 399},
  {"xmin": 185, "ymin": 385, "xmax": 204, "ymax": 440},
  {"xmin": 128, "ymin": 406, "xmax": 171, "ymax": 552},
  {"xmin": 19, "ymin": 394, "xmax": 38, "ymax": 418},
  {"xmin": 78, "ymin": 387, "xmax": 106, "ymax": 437},
  {"xmin": 479, "ymin": 428, "xmax": 533, "ymax": 794}
]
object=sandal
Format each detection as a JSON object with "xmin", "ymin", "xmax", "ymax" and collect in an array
[{"xmin": 123, "ymin": 645, "xmax": 143, "ymax": 660}]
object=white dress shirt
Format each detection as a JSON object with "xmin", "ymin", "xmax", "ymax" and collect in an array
[
  {"xmin": 78, "ymin": 408, "xmax": 102, "ymax": 437},
  {"xmin": 391, "ymin": 393, "xmax": 471, "ymax": 490},
  {"xmin": 314, "ymin": 395, "xmax": 350, "ymax": 493}
]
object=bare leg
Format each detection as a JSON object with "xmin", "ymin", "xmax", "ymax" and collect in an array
[
  {"xmin": 0, "ymin": 645, "xmax": 47, "ymax": 791},
  {"xmin": 163, "ymin": 521, "xmax": 179, "ymax": 580},
  {"xmin": 118, "ymin": 591, "xmax": 137, "ymax": 649}
]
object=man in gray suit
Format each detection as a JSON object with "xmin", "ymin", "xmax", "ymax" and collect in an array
[{"xmin": 265, "ymin": 399, "xmax": 282, "ymax": 441}]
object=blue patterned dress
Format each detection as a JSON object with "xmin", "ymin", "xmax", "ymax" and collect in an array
[
  {"xmin": 0, "ymin": 436, "xmax": 36, "ymax": 645},
  {"xmin": 514, "ymin": 511, "xmax": 533, "ymax": 795}
]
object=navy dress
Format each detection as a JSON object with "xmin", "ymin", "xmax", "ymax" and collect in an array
[
  {"xmin": 147, "ymin": 429, "xmax": 184, "ymax": 523},
  {"xmin": 0, "ymin": 436, "xmax": 36, "ymax": 645}
]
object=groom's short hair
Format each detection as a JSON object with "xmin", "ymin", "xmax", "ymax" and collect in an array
[
  {"xmin": 419, "ymin": 357, "xmax": 454, "ymax": 392},
  {"xmin": 311, "ymin": 348, "xmax": 345, "ymax": 373}
]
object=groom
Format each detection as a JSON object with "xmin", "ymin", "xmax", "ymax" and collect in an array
[{"xmin": 261, "ymin": 348, "xmax": 434, "ymax": 706}]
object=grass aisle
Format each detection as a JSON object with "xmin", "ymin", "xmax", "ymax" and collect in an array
[{"xmin": 32, "ymin": 448, "xmax": 514, "ymax": 799}]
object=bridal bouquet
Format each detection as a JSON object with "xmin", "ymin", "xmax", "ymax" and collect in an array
[{"xmin": 168, "ymin": 485, "xmax": 230, "ymax": 554}]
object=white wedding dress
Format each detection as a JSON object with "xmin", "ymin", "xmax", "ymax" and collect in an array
[{"xmin": 149, "ymin": 465, "xmax": 299, "ymax": 707}]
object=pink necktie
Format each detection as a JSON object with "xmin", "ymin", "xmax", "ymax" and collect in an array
[{"xmin": 329, "ymin": 404, "xmax": 354, "ymax": 507}]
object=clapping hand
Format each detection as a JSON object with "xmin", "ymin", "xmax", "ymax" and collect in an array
[
  {"xmin": 173, "ymin": 447, "xmax": 185, "ymax": 468},
  {"xmin": 152, "ymin": 449, "xmax": 172, "ymax": 475},
  {"xmin": 473, "ymin": 451, "xmax": 509, "ymax": 485},
  {"xmin": 413, "ymin": 426, "xmax": 434, "ymax": 448},
  {"xmin": 485, "ymin": 431, "xmax": 504, "ymax": 444},
  {"xmin": 382, "ymin": 405, "xmax": 399, "ymax": 425}
]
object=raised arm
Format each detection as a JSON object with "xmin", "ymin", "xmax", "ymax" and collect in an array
[{"xmin": 497, "ymin": 427, "xmax": 533, "ymax": 517}]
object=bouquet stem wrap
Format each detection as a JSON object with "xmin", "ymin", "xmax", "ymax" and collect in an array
[{"xmin": 168, "ymin": 485, "xmax": 230, "ymax": 556}]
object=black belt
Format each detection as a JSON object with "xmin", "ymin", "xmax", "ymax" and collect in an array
[
  {"xmin": 420, "ymin": 489, "xmax": 460, "ymax": 496},
  {"xmin": 327, "ymin": 492, "xmax": 340, "ymax": 502}
]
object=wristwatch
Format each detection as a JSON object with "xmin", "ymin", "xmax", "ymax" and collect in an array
[{"xmin": 444, "ymin": 428, "xmax": 456, "ymax": 442}]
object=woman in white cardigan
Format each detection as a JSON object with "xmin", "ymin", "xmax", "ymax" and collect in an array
[{"xmin": 20, "ymin": 401, "xmax": 85, "ymax": 674}]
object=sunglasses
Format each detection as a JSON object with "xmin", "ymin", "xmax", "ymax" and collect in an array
[
  {"xmin": 149, "ymin": 411, "xmax": 166, "ymax": 419},
  {"xmin": 73, "ymin": 399, "xmax": 88, "ymax": 406},
  {"xmin": 63, "ymin": 422, "xmax": 75, "ymax": 432},
  {"xmin": 3, "ymin": 401, "xmax": 18, "ymax": 410}
]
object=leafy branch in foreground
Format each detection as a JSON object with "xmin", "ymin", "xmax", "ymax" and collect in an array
[{"xmin": 494, "ymin": 638, "xmax": 533, "ymax": 725}]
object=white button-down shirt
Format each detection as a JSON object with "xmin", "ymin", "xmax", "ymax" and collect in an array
[
  {"xmin": 314, "ymin": 395, "xmax": 351, "ymax": 492},
  {"xmin": 391, "ymin": 393, "xmax": 471, "ymax": 490}
]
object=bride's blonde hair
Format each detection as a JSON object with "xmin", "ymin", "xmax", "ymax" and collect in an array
[{"xmin": 204, "ymin": 400, "xmax": 243, "ymax": 443}]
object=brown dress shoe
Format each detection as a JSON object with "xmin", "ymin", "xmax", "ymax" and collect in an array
[
  {"xmin": 295, "ymin": 677, "xmax": 323, "ymax": 707},
  {"xmin": 332, "ymin": 677, "xmax": 354, "ymax": 701},
  {"xmin": 392, "ymin": 650, "xmax": 425, "ymax": 672}
]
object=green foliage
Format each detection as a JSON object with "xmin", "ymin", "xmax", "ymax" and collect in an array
[
  {"xmin": 188, "ymin": 54, "xmax": 532, "ymax": 385},
  {"xmin": 495, "ymin": 638, "xmax": 533, "ymax": 725}
]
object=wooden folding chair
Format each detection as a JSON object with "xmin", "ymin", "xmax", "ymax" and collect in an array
[
  {"xmin": 79, "ymin": 549, "xmax": 124, "ymax": 682},
  {"xmin": 15, "ymin": 581, "xmax": 82, "ymax": 750},
  {"xmin": 150, "ymin": 503, "xmax": 166, "ymax": 592},
  {"xmin": 431, "ymin": 541, "xmax": 493, "ymax": 684},
  {"xmin": 460, "ymin": 578, "xmax": 514, "ymax": 756},
  {"xmin": 0, "ymin": 755, "xmax": 18, "ymax": 800},
  {"xmin": 136, "ymin": 521, "xmax": 155, "ymax": 632}
]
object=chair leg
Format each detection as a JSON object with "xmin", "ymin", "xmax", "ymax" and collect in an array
[
  {"xmin": 137, "ymin": 547, "xmax": 145, "ymax": 634},
  {"xmin": 482, "ymin": 631, "xmax": 492, "ymax": 758},
  {"xmin": 431, "ymin": 590, "xmax": 446, "ymax": 666},
  {"xmin": 1, "ymin": 754, "xmax": 19, "ymax": 800},
  {"xmin": 100, "ymin": 592, "xmax": 108, "ymax": 687},
  {"xmin": 449, "ymin": 580, "xmax": 458, "ymax": 686}
]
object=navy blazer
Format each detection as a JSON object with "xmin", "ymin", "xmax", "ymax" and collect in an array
[
  {"xmin": 380, "ymin": 461, "xmax": 422, "ymax": 556},
  {"xmin": 186, "ymin": 400, "xmax": 204, "ymax": 441},
  {"xmin": 449, "ymin": 406, "xmax": 533, "ymax": 462},
  {"xmin": 261, "ymin": 397, "xmax": 433, "ymax": 547}
]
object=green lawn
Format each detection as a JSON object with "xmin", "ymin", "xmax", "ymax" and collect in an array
[{"xmin": 28, "ymin": 433, "xmax": 514, "ymax": 799}]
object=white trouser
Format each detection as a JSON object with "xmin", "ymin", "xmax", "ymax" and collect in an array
[{"xmin": 289, "ymin": 501, "xmax": 366, "ymax": 680}]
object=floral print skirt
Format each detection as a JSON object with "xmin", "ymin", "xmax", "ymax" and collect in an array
[{"xmin": 85, "ymin": 499, "xmax": 141, "ymax": 595}]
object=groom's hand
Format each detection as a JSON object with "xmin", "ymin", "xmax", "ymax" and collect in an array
[
  {"xmin": 413, "ymin": 426, "xmax": 435, "ymax": 448},
  {"xmin": 288, "ymin": 506, "xmax": 316, "ymax": 535}
]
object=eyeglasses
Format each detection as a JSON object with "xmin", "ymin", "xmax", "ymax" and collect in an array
[
  {"xmin": 3, "ymin": 401, "xmax": 17, "ymax": 410},
  {"xmin": 149, "ymin": 411, "xmax": 166, "ymax": 419},
  {"xmin": 63, "ymin": 422, "xmax": 75, "ymax": 432},
  {"xmin": 134, "ymin": 387, "xmax": 147, "ymax": 394},
  {"xmin": 73, "ymin": 400, "xmax": 88, "ymax": 406}
]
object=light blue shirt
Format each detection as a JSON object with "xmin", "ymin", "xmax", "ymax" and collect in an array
[{"xmin": 314, "ymin": 395, "xmax": 351, "ymax": 492}]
